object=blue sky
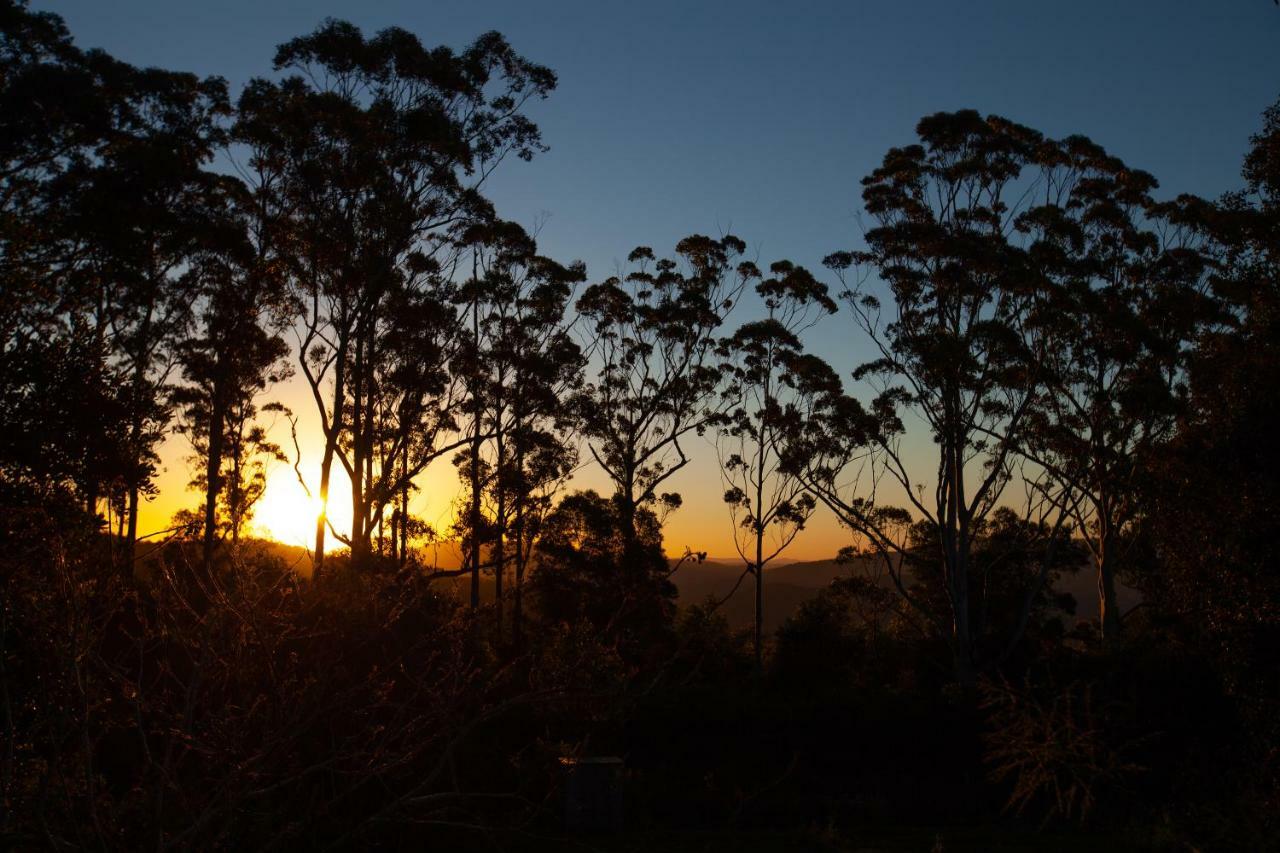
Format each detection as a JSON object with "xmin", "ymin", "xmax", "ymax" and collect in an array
[
  {"xmin": 40, "ymin": 0, "xmax": 1280, "ymax": 372},
  {"xmin": 38, "ymin": 0, "xmax": 1280, "ymax": 557}
]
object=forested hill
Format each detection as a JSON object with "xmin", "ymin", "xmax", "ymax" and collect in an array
[
  {"xmin": 670, "ymin": 555, "xmax": 1141, "ymax": 632},
  {"xmin": 223, "ymin": 541, "xmax": 1139, "ymax": 633}
]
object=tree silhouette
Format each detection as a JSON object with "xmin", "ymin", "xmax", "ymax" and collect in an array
[
  {"xmin": 5, "ymin": 5, "xmax": 1280, "ymax": 845},
  {"xmin": 1, "ymin": 2, "xmax": 227, "ymax": 556},
  {"xmin": 715, "ymin": 260, "xmax": 837, "ymax": 669},
  {"xmin": 450, "ymin": 220, "xmax": 584, "ymax": 627},
  {"xmin": 575, "ymin": 235, "xmax": 751, "ymax": 563},
  {"xmin": 1017, "ymin": 135, "xmax": 1209, "ymax": 642},
  {"xmin": 1141, "ymin": 98, "xmax": 1280, "ymax": 776},
  {"xmin": 48, "ymin": 54, "xmax": 228, "ymax": 565},
  {"xmin": 528, "ymin": 490, "xmax": 676, "ymax": 663},
  {"xmin": 170, "ymin": 180, "xmax": 292, "ymax": 567},
  {"xmin": 812, "ymin": 111, "xmax": 1048, "ymax": 688},
  {"xmin": 236, "ymin": 20, "xmax": 556, "ymax": 571}
]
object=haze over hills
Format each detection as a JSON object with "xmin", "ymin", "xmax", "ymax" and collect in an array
[
  {"xmin": 672, "ymin": 553, "xmax": 1141, "ymax": 631},
  {"xmin": 239, "ymin": 539, "xmax": 1137, "ymax": 632}
]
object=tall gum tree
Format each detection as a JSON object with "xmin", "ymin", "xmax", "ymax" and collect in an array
[
  {"xmin": 69, "ymin": 65, "xmax": 231, "ymax": 565},
  {"xmin": 575, "ymin": 235, "xmax": 751, "ymax": 563},
  {"xmin": 235, "ymin": 20, "xmax": 556, "ymax": 571},
  {"xmin": 1017, "ymin": 135, "xmax": 1210, "ymax": 643},
  {"xmin": 450, "ymin": 220, "xmax": 585, "ymax": 625},
  {"xmin": 715, "ymin": 260, "xmax": 838, "ymax": 670},
  {"xmin": 809, "ymin": 111, "xmax": 1054, "ymax": 688},
  {"xmin": 0, "ymin": 3, "xmax": 139, "ymax": 518},
  {"xmin": 171, "ymin": 179, "xmax": 292, "ymax": 570}
]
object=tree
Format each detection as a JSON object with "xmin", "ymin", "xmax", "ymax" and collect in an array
[
  {"xmin": 236, "ymin": 20, "xmax": 556, "ymax": 571},
  {"xmin": 528, "ymin": 490, "xmax": 677, "ymax": 663},
  {"xmin": 67, "ymin": 63, "xmax": 230, "ymax": 564},
  {"xmin": 171, "ymin": 181, "xmax": 292, "ymax": 567},
  {"xmin": 0, "ymin": 0, "xmax": 122, "ymax": 348},
  {"xmin": 575, "ymin": 234, "xmax": 752, "ymax": 562},
  {"xmin": 775, "ymin": 507, "xmax": 1081, "ymax": 692},
  {"xmin": 0, "ymin": 1, "xmax": 225, "ymax": 554},
  {"xmin": 1140, "ymin": 97, "xmax": 1280, "ymax": 784},
  {"xmin": 1017, "ymin": 135, "xmax": 1208, "ymax": 642},
  {"xmin": 450, "ymin": 220, "xmax": 585, "ymax": 628},
  {"xmin": 810, "ymin": 111, "xmax": 1053, "ymax": 688},
  {"xmin": 715, "ymin": 260, "xmax": 837, "ymax": 669}
]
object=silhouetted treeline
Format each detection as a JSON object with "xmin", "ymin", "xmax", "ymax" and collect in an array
[{"xmin": 2, "ymin": 2, "xmax": 1277, "ymax": 849}]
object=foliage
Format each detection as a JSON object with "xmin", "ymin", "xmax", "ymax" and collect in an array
[
  {"xmin": 981, "ymin": 675, "xmax": 1143, "ymax": 824},
  {"xmin": 528, "ymin": 490, "xmax": 677, "ymax": 665},
  {"xmin": 1, "ymin": 3, "xmax": 1279, "ymax": 847},
  {"xmin": 715, "ymin": 260, "xmax": 838, "ymax": 666},
  {"xmin": 1135, "ymin": 95, "xmax": 1280, "ymax": 822},
  {"xmin": 449, "ymin": 219, "xmax": 586, "ymax": 624},
  {"xmin": 236, "ymin": 17, "xmax": 558, "ymax": 567},
  {"xmin": 575, "ymin": 235, "xmax": 752, "ymax": 548},
  {"xmin": 1017, "ymin": 134, "xmax": 1210, "ymax": 641}
]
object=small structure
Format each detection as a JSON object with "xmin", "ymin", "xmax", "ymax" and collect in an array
[{"xmin": 559, "ymin": 756, "xmax": 624, "ymax": 832}]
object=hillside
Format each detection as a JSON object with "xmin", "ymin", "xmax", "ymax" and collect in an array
[
  {"xmin": 243, "ymin": 537, "xmax": 1137, "ymax": 631},
  {"xmin": 671, "ymin": 552, "xmax": 1140, "ymax": 631}
]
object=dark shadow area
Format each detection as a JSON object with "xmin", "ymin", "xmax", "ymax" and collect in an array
[{"xmin": 2, "ymin": 3, "xmax": 1277, "ymax": 850}]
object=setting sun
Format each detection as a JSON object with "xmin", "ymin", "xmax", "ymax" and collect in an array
[
  {"xmin": 253, "ymin": 466, "xmax": 352, "ymax": 546},
  {"xmin": 8, "ymin": 2, "xmax": 1279, "ymax": 847}
]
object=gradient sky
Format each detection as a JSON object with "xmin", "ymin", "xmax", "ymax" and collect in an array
[{"xmin": 36, "ymin": 0, "xmax": 1280, "ymax": 560}]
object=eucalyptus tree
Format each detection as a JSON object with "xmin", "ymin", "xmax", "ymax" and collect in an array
[
  {"xmin": 575, "ymin": 235, "xmax": 753, "ymax": 561},
  {"xmin": 809, "ymin": 111, "xmax": 1052, "ymax": 688},
  {"xmin": 1141, "ymin": 99, "xmax": 1280, "ymax": 754},
  {"xmin": 0, "ymin": 1, "xmax": 135, "ymax": 522},
  {"xmin": 1017, "ymin": 136, "xmax": 1209, "ymax": 642},
  {"xmin": 171, "ymin": 180, "xmax": 292, "ymax": 569},
  {"xmin": 236, "ymin": 20, "xmax": 557, "ymax": 570},
  {"xmin": 64, "ymin": 64, "xmax": 230, "ymax": 564},
  {"xmin": 450, "ymin": 220, "xmax": 585, "ymax": 621},
  {"xmin": 715, "ymin": 261, "xmax": 837, "ymax": 668},
  {"xmin": 500, "ymin": 279, "xmax": 585, "ymax": 642},
  {"xmin": 367, "ymin": 272, "xmax": 463, "ymax": 565},
  {"xmin": 2, "ymin": 1, "xmax": 79, "ymax": 342},
  {"xmin": 0, "ymin": 0, "xmax": 124, "ymax": 351},
  {"xmin": 505, "ymin": 419, "xmax": 581, "ymax": 644},
  {"xmin": 1, "ymin": 2, "xmax": 227, "ymax": 552},
  {"xmin": 528, "ymin": 489, "xmax": 678, "ymax": 663}
]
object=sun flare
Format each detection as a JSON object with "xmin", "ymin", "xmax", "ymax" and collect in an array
[{"xmin": 253, "ymin": 466, "xmax": 352, "ymax": 546}]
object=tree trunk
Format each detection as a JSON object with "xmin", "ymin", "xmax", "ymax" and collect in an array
[
  {"xmin": 468, "ymin": 295, "xmax": 482, "ymax": 611},
  {"xmin": 313, "ymin": 338, "xmax": 347, "ymax": 576},
  {"xmin": 1097, "ymin": 512, "xmax": 1122, "ymax": 643},
  {"xmin": 944, "ymin": 404, "xmax": 977, "ymax": 693},
  {"xmin": 512, "ymin": 443, "xmax": 526, "ymax": 648},
  {"xmin": 124, "ymin": 282, "xmax": 157, "ymax": 571},
  {"xmin": 494, "ymin": 421, "xmax": 505, "ymax": 636},
  {"xmin": 349, "ymin": 331, "xmax": 366, "ymax": 565},
  {"xmin": 314, "ymin": 436, "xmax": 337, "ymax": 574},
  {"xmin": 754, "ymin": 416, "xmax": 767, "ymax": 672},
  {"xmin": 754, "ymin": 533, "xmax": 764, "ymax": 673},
  {"xmin": 513, "ymin": 513, "xmax": 525, "ymax": 647},
  {"xmin": 201, "ymin": 384, "xmax": 227, "ymax": 573},
  {"xmin": 619, "ymin": 462, "xmax": 638, "ymax": 569},
  {"xmin": 398, "ymin": 442, "xmax": 409, "ymax": 567},
  {"xmin": 125, "ymin": 484, "xmax": 139, "ymax": 570},
  {"xmin": 469, "ymin": 412, "xmax": 482, "ymax": 611}
]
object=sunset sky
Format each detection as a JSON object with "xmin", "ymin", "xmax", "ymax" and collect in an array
[{"xmin": 38, "ymin": 0, "xmax": 1280, "ymax": 561}]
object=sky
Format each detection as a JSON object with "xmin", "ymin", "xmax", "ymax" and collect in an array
[{"xmin": 35, "ymin": 0, "xmax": 1280, "ymax": 561}]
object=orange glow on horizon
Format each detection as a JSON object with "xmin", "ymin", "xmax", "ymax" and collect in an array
[{"xmin": 141, "ymin": 421, "xmax": 855, "ymax": 563}]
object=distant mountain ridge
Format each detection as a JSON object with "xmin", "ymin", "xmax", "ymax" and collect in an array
[
  {"xmin": 247, "ymin": 539, "xmax": 1136, "ymax": 632},
  {"xmin": 669, "ymin": 553, "xmax": 1140, "ymax": 631}
]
